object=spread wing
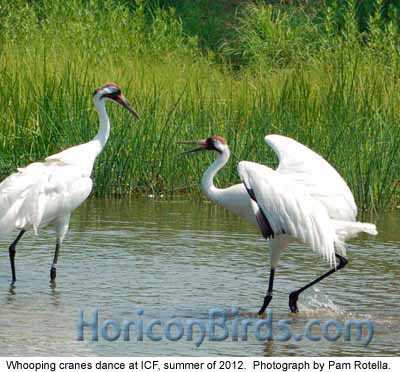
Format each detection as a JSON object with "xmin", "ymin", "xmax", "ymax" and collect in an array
[
  {"xmin": 0, "ymin": 161, "xmax": 92, "ymax": 235},
  {"xmin": 265, "ymin": 135, "xmax": 357, "ymax": 221},
  {"xmin": 238, "ymin": 161, "xmax": 337, "ymax": 265}
]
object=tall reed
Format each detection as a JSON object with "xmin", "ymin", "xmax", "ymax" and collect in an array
[{"xmin": 0, "ymin": 0, "xmax": 399, "ymax": 211}]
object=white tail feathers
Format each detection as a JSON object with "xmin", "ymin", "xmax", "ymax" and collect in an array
[
  {"xmin": 332, "ymin": 220, "xmax": 377, "ymax": 257},
  {"xmin": 333, "ymin": 220, "xmax": 377, "ymax": 239}
]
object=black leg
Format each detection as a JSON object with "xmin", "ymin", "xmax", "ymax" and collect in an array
[
  {"xmin": 289, "ymin": 253, "xmax": 348, "ymax": 313},
  {"xmin": 8, "ymin": 230, "xmax": 25, "ymax": 283},
  {"xmin": 259, "ymin": 268, "xmax": 275, "ymax": 315},
  {"xmin": 50, "ymin": 241, "xmax": 60, "ymax": 283}
]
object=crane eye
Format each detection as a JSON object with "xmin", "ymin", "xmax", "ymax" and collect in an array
[{"xmin": 110, "ymin": 88, "xmax": 120, "ymax": 96}]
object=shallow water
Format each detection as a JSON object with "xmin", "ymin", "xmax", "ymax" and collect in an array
[{"xmin": 0, "ymin": 198, "xmax": 398, "ymax": 356}]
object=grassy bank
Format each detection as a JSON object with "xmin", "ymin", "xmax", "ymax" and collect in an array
[{"xmin": 0, "ymin": 0, "xmax": 399, "ymax": 211}]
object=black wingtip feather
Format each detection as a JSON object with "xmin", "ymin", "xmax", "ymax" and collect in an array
[{"xmin": 243, "ymin": 184, "xmax": 274, "ymax": 239}]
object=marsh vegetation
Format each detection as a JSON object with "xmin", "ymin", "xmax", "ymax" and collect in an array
[{"xmin": 1, "ymin": 0, "xmax": 399, "ymax": 210}]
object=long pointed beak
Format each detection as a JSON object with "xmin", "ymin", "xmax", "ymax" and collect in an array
[
  {"xmin": 114, "ymin": 95, "xmax": 140, "ymax": 119},
  {"xmin": 177, "ymin": 140, "xmax": 207, "ymax": 155}
]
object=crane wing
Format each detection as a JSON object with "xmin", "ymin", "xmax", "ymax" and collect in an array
[
  {"xmin": 238, "ymin": 161, "xmax": 337, "ymax": 265},
  {"xmin": 265, "ymin": 135, "xmax": 357, "ymax": 221},
  {"xmin": 0, "ymin": 162, "xmax": 92, "ymax": 235},
  {"xmin": 45, "ymin": 142, "xmax": 97, "ymax": 175}
]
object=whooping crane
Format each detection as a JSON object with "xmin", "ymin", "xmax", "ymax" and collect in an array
[
  {"xmin": 0, "ymin": 82, "xmax": 139, "ymax": 284},
  {"xmin": 179, "ymin": 135, "xmax": 377, "ymax": 313}
]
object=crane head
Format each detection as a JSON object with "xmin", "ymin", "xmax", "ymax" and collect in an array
[
  {"xmin": 177, "ymin": 136, "xmax": 227, "ymax": 154},
  {"xmin": 93, "ymin": 82, "xmax": 139, "ymax": 119}
]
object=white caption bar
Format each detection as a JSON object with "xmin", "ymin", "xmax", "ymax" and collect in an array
[{"xmin": 0, "ymin": 357, "xmax": 397, "ymax": 372}]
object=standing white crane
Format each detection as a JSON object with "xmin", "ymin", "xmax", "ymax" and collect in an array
[
  {"xmin": 0, "ymin": 82, "xmax": 139, "ymax": 284},
  {"xmin": 179, "ymin": 135, "xmax": 377, "ymax": 313}
]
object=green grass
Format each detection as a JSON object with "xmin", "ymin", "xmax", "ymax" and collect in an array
[{"xmin": 0, "ymin": 0, "xmax": 399, "ymax": 211}]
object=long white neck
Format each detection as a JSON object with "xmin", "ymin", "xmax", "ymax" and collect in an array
[
  {"xmin": 201, "ymin": 147, "xmax": 230, "ymax": 201},
  {"xmin": 92, "ymin": 98, "xmax": 110, "ymax": 157}
]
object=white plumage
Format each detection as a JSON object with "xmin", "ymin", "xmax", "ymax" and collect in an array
[
  {"xmin": 1, "ymin": 82, "xmax": 138, "ymax": 283},
  {"xmin": 179, "ymin": 134, "xmax": 377, "ymax": 313},
  {"xmin": 238, "ymin": 161, "xmax": 338, "ymax": 265},
  {"xmin": 238, "ymin": 135, "xmax": 377, "ymax": 266},
  {"xmin": 264, "ymin": 135, "xmax": 357, "ymax": 222},
  {"xmin": 0, "ymin": 162, "xmax": 92, "ymax": 237}
]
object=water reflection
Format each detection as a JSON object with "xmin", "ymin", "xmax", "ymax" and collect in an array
[{"xmin": 0, "ymin": 197, "xmax": 398, "ymax": 356}]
